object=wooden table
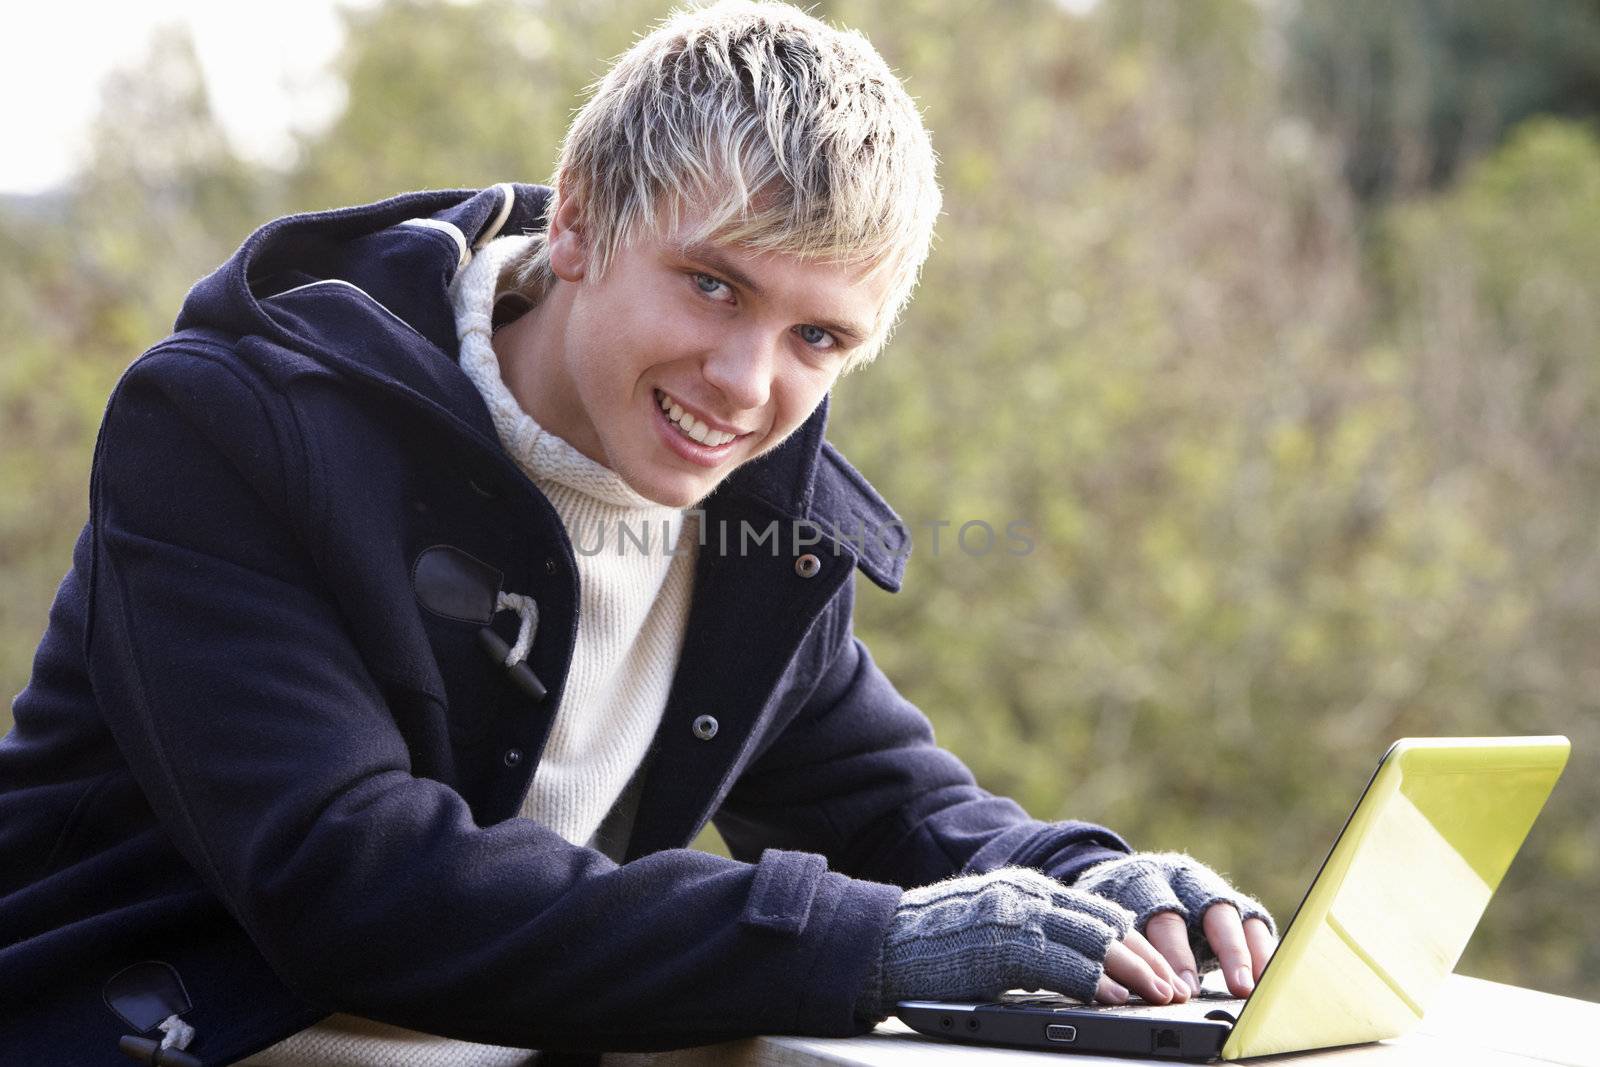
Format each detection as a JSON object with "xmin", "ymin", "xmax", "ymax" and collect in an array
[{"xmin": 604, "ymin": 975, "xmax": 1600, "ymax": 1067}]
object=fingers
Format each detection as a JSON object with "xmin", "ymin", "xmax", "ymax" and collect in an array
[
  {"xmin": 1101, "ymin": 939, "xmax": 1178, "ymax": 1005},
  {"xmin": 1142, "ymin": 911, "xmax": 1201, "ymax": 997},
  {"xmin": 1095, "ymin": 973, "xmax": 1129, "ymax": 1005},
  {"xmin": 1243, "ymin": 916, "xmax": 1277, "ymax": 982},
  {"xmin": 1124, "ymin": 927, "xmax": 1188, "ymax": 1001},
  {"xmin": 1202, "ymin": 903, "xmax": 1254, "ymax": 996}
]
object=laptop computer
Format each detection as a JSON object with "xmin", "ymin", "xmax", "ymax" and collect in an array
[{"xmin": 896, "ymin": 735, "xmax": 1570, "ymax": 1061}]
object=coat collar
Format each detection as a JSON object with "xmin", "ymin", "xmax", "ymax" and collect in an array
[{"xmin": 716, "ymin": 394, "xmax": 908, "ymax": 591}]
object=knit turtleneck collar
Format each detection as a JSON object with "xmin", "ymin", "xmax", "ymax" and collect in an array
[{"xmin": 451, "ymin": 234, "xmax": 670, "ymax": 514}]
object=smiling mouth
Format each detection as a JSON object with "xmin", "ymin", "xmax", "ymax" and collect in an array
[{"xmin": 654, "ymin": 389, "xmax": 742, "ymax": 447}]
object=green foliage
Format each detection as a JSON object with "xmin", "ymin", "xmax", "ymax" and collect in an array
[
  {"xmin": 825, "ymin": 2, "xmax": 1600, "ymax": 999},
  {"xmin": 2, "ymin": 0, "xmax": 1596, "ymax": 1002},
  {"xmin": 1284, "ymin": 0, "xmax": 1600, "ymax": 200},
  {"xmin": 286, "ymin": 0, "xmax": 669, "ymax": 209},
  {"xmin": 0, "ymin": 27, "xmax": 266, "ymax": 700},
  {"xmin": 1373, "ymin": 119, "xmax": 1600, "ymax": 988}
]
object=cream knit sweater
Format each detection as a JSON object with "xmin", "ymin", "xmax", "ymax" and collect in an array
[{"xmin": 239, "ymin": 235, "xmax": 697, "ymax": 1066}]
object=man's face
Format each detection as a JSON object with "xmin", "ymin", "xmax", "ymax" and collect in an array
[{"xmin": 502, "ymin": 195, "xmax": 888, "ymax": 508}]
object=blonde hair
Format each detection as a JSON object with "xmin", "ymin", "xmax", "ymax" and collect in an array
[{"xmin": 506, "ymin": 0, "xmax": 941, "ymax": 369}]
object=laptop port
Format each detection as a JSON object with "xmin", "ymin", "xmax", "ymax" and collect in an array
[
  {"xmin": 1045, "ymin": 1024, "xmax": 1078, "ymax": 1043},
  {"xmin": 1154, "ymin": 1028, "xmax": 1181, "ymax": 1052}
]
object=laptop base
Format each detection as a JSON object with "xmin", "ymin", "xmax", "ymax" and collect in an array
[{"xmin": 897, "ymin": 997, "xmax": 1232, "ymax": 1060}]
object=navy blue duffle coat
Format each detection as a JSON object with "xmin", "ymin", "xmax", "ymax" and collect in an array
[{"xmin": 0, "ymin": 184, "xmax": 1130, "ymax": 1065}]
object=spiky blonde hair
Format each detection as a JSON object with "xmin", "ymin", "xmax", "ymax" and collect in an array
[{"xmin": 505, "ymin": 0, "xmax": 941, "ymax": 369}]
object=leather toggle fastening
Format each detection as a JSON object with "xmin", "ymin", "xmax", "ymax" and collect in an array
[
  {"xmin": 103, "ymin": 961, "xmax": 202, "ymax": 1066},
  {"xmin": 413, "ymin": 545, "xmax": 502, "ymax": 624},
  {"xmin": 411, "ymin": 546, "xmax": 548, "ymax": 701}
]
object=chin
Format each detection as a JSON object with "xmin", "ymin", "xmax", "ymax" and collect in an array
[
  {"xmin": 644, "ymin": 489, "xmax": 699, "ymax": 509},
  {"xmin": 625, "ymin": 472, "xmax": 710, "ymax": 510}
]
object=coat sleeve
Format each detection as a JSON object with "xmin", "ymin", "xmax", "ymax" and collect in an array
[
  {"xmin": 82, "ymin": 346, "xmax": 901, "ymax": 1051},
  {"xmin": 714, "ymin": 587, "xmax": 1133, "ymax": 890}
]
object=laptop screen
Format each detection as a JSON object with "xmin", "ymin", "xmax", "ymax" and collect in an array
[{"xmin": 1222, "ymin": 737, "xmax": 1569, "ymax": 1060}]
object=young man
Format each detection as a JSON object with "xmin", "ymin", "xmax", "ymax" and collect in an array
[{"xmin": 0, "ymin": 3, "xmax": 1273, "ymax": 1064}]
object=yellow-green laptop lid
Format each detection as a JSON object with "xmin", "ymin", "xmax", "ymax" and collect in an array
[{"xmin": 1221, "ymin": 736, "xmax": 1570, "ymax": 1060}]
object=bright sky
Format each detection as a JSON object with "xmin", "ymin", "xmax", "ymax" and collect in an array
[{"xmin": 2, "ymin": 0, "xmax": 380, "ymax": 195}]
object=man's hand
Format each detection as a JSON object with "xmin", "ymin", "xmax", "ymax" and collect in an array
[
  {"xmin": 859, "ymin": 867, "xmax": 1198, "ymax": 1021},
  {"xmin": 1074, "ymin": 852, "xmax": 1278, "ymax": 998},
  {"xmin": 856, "ymin": 861, "xmax": 1277, "ymax": 1023}
]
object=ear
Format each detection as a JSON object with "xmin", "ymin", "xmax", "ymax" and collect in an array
[{"xmin": 547, "ymin": 186, "xmax": 590, "ymax": 283}]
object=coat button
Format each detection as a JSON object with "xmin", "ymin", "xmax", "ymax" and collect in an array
[
  {"xmin": 794, "ymin": 553, "xmax": 821, "ymax": 578},
  {"xmin": 544, "ymin": 558, "xmax": 557, "ymax": 575},
  {"xmin": 503, "ymin": 748, "xmax": 524, "ymax": 767},
  {"xmin": 692, "ymin": 715, "xmax": 719, "ymax": 741}
]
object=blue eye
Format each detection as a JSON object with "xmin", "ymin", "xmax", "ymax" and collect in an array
[
  {"xmin": 693, "ymin": 273, "xmax": 729, "ymax": 298},
  {"xmin": 797, "ymin": 324, "xmax": 834, "ymax": 348}
]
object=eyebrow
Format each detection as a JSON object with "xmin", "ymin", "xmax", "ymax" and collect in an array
[{"xmin": 678, "ymin": 241, "xmax": 871, "ymax": 344}]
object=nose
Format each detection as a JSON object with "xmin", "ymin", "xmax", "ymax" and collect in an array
[{"xmin": 702, "ymin": 328, "xmax": 775, "ymax": 412}]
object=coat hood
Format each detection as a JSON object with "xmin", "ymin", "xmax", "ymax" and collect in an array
[{"xmin": 173, "ymin": 183, "xmax": 909, "ymax": 590}]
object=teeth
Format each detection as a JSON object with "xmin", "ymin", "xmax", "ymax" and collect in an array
[{"xmin": 656, "ymin": 390, "xmax": 737, "ymax": 448}]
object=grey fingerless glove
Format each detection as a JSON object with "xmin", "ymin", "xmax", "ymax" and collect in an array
[
  {"xmin": 854, "ymin": 867, "xmax": 1135, "ymax": 1022},
  {"xmin": 1073, "ymin": 851, "xmax": 1275, "ymax": 970}
]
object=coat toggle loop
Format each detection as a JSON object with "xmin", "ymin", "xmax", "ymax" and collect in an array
[
  {"xmin": 497, "ymin": 592, "xmax": 538, "ymax": 665},
  {"xmin": 477, "ymin": 591, "xmax": 547, "ymax": 702}
]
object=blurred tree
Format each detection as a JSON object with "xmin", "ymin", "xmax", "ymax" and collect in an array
[
  {"xmin": 821, "ymin": 0, "xmax": 1599, "ymax": 999},
  {"xmin": 1379, "ymin": 118, "xmax": 1600, "ymax": 986},
  {"xmin": 1, "ymin": 25, "xmax": 264, "ymax": 705},
  {"xmin": 1282, "ymin": 0, "xmax": 1600, "ymax": 201},
  {"xmin": 287, "ymin": 0, "xmax": 668, "ymax": 210}
]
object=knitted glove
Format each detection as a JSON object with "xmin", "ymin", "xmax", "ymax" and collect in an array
[
  {"xmin": 1073, "ymin": 852, "xmax": 1275, "ymax": 971},
  {"xmin": 855, "ymin": 867, "xmax": 1135, "ymax": 1022}
]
